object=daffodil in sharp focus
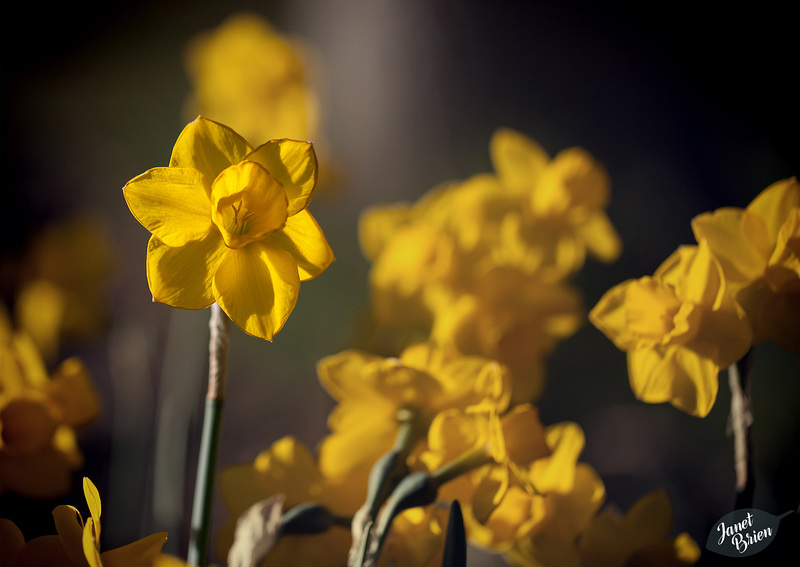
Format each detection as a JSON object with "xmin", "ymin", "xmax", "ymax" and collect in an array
[{"xmin": 123, "ymin": 117, "xmax": 334, "ymax": 341}]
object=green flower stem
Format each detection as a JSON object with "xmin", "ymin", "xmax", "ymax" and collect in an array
[
  {"xmin": 187, "ymin": 303, "xmax": 230, "ymax": 566},
  {"xmin": 430, "ymin": 446, "xmax": 494, "ymax": 486},
  {"xmin": 728, "ymin": 351, "xmax": 754, "ymax": 509}
]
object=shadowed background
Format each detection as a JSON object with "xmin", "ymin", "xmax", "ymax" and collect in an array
[{"xmin": 2, "ymin": 1, "xmax": 798, "ymax": 565}]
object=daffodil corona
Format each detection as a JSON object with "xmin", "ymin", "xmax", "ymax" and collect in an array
[{"xmin": 123, "ymin": 117, "xmax": 334, "ymax": 341}]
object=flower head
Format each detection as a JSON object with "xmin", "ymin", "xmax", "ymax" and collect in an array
[
  {"xmin": 123, "ymin": 116, "xmax": 334, "ymax": 340},
  {"xmin": 3, "ymin": 477, "xmax": 168, "ymax": 566},
  {"xmin": 590, "ymin": 243, "xmax": 752, "ymax": 416},
  {"xmin": 692, "ymin": 177, "xmax": 800, "ymax": 353}
]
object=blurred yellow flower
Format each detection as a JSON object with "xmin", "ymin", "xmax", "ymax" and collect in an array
[
  {"xmin": 2, "ymin": 477, "xmax": 168, "ymax": 567},
  {"xmin": 489, "ymin": 128, "xmax": 622, "ymax": 279},
  {"xmin": 577, "ymin": 490, "xmax": 700, "ymax": 567},
  {"xmin": 185, "ymin": 13, "xmax": 316, "ymax": 149},
  {"xmin": 123, "ymin": 116, "xmax": 333, "ymax": 341},
  {"xmin": 317, "ymin": 342, "xmax": 510, "ymax": 482},
  {"xmin": 428, "ymin": 266, "xmax": 584, "ymax": 403},
  {"xmin": 184, "ymin": 13, "xmax": 340, "ymax": 192},
  {"xmin": 0, "ymin": 310, "xmax": 99, "ymax": 498},
  {"xmin": 217, "ymin": 436, "xmax": 354, "ymax": 567},
  {"xmin": 421, "ymin": 404, "xmax": 596, "ymax": 551},
  {"xmin": 692, "ymin": 177, "xmax": 800, "ymax": 354},
  {"xmin": 590, "ymin": 243, "xmax": 752, "ymax": 417},
  {"xmin": 14, "ymin": 215, "xmax": 114, "ymax": 359}
]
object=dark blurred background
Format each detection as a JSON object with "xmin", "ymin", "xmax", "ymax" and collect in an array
[{"xmin": 2, "ymin": 1, "xmax": 798, "ymax": 565}]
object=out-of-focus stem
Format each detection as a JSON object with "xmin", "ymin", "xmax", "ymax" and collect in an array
[
  {"xmin": 728, "ymin": 352, "xmax": 754, "ymax": 510},
  {"xmin": 187, "ymin": 303, "xmax": 230, "ymax": 566}
]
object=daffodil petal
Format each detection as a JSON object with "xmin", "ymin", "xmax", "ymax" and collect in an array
[
  {"xmin": 212, "ymin": 241, "xmax": 300, "ymax": 340},
  {"xmin": 266, "ymin": 209, "xmax": 334, "ymax": 281},
  {"xmin": 124, "ymin": 167, "xmax": 212, "ymax": 247},
  {"xmin": 747, "ymin": 177, "xmax": 800, "ymax": 246},
  {"xmin": 52, "ymin": 505, "xmax": 86, "ymax": 567},
  {"xmin": 83, "ymin": 478, "xmax": 102, "ymax": 526},
  {"xmin": 490, "ymin": 128, "xmax": 549, "ymax": 192},
  {"xmin": 170, "ymin": 116, "xmax": 253, "ymax": 181},
  {"xmin": 692, "ymin": 208, "xmax": 769, "ymax": 284},
  {"xmin": 247, "ymin": 139, "xmax": 317, "ymax": 216},
  {"xmin": 100, "ymin": 531, "xmax": 168, "ymax": 567},
  {"xmin": 628, "ymin": 346, "xmax": 718, "ymax": 417},
  {"xmin": 577, "ymin": 211, "xmax": 622, "ymax": 263},
  {"xmin": 589, "ymin": 279, "xmax": 640, "ymax": 351},
  {"xmin": 82, "ymin": 518, "xmax": 102, "ymax": 567},
  {"xmin": 147, "ymin": 233, "xmax": 226, "ymax": 310}
]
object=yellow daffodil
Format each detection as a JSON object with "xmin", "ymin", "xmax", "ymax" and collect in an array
[
  {"xmin": 420, "ymin": 404, "xmax": 593, "ymax": 551},
  {"xmin": 692, "ymin": 177, "xmax": 800, "ymax": 354},
  {"xmin": 3, "ymin": 477, "xmax": 168, "ymax": 567},
  {"xmin": 184, "ymin": 13, "xmax": 316, "ymax": 150},
  {"xmin": 377, "ymin": 506, "xmax": 448, "ymax": 567},
  {"xmin": 0, "ymin": 310, "xmax": 99, "ymax": 498},
  {"xmin": 489, "ymin": 128, "xmax": 622, "ymax": 280},
  {"xmin": 506, "ymin": 464, "xmax": 606, "ymax": 567},
  {"xmin": 123, "ymin": 116, "xmax": 333, "ymax": 341},
  {"xmin": 576, "ymin": 490, "xmax": 700, "ymax": 567},
  {"xmin": 590, "ymin": 242, "xmax": 752, "ymax": 417},
  {"xmin": 217, "ymin": 436, "xmax": 354, "ymax": 567},
  {"xmin": 428, "ymin": 266, "xmax": 584, "ymax": 403},
  {"xmin": 316, "ymin": 342, "xmax": 511, "ymax": 482}
]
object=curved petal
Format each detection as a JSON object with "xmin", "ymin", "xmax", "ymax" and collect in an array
[
  {"xmin": 100, "ymin": 531, "xmax": 168, "ymax": 567},
  {"xmin": 628, "ymin": 346, "xmax": 718, "ymax": 417},
  {"xmin": 589, "ymin": 279, "xmax": 640, "ymax": 351},
  {"xmin": 82, "ymin": 518, "xmax": 102, "ymax": 567},
  {"xmin": 489, "ymin": 128, "xmax": 549, "ymax": 193},
  {"xmin": 266, "ymin": 209, "xmax": 334, "ymax": 281},
  {"xmin": 212, "ymin": 241, "xmax": 300, "ymax": 340},
  {"xmin": 692, "ymin": 208, "xmax": 769, "ymax": 284},
  {"xmin": 52, "ymin": 505, "xmax": 86, "ymax": 567},
  {"xmin": 747, "ymin": 177, "xmax": 800, "ymax": 246},
  {"xmin": 577, "ymin": 211, "xmax": 622, "ymax": 263},
  {"xmin": 147, "ymin": 233, "xmax": 226, "ymax": 310},
  {"xmin": 124, "ymin": 167, "xmax": 212, "ymax": 247},
  {"xmin": 246, "ymin": 140, "xmax": 318, "ymax": 216},
  {"xmin": 170, "ymin": 116, "xmax": 253, "ymax": 181}
]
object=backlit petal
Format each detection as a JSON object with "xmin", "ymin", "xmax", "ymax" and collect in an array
[
  {"xmin": 747, "ymin": 177, "xmax": 800, "ymax": 247},
  {"xmin": 170, "ymin": 116, "xmax": 253, "ymax": 181},
  {"xmin": 123, "ymin": 167, "xmax": 212, "ymax": 247},
  {"xmin": 266, "ymin": 209, "xmax": 334, "ymax": 280},
  {"xmin": 247, "ymin": 139, "xmax": 318, "ymax": 216},
  {"xmin": 577, "ymin": 211, "xmax": 622, "ymax": 263},
  {"xmin": 52, "ymin": 505, "xmax": 86, "ymax": 567},
  {"xmin": 589, "ymin": 280, "xmax": 640, "ymax": 351},
  {"xmin": 692, "ymin": 208, "xmax": 769, "ymax": 284},
  {"xmin": 147, "ymin": 234, "xmax": 226, "ymax": 310},
  {"xmin": 212, "ymin": 241, "xmax": 301, "ymax": 340},
  {"xmin": 100, "ymin": 531, "xmax": 168, "ymax": 567}
]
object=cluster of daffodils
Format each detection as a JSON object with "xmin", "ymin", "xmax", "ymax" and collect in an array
[
  {"xmin": 213, "ymin": 129, "xmax": 699, "ymax": 567},
  {"xmin": 361, "ymin": 128, "xmax": 621, "ymax": 402},
  {"xmin": 591, "ymin": 178, "xmax": 800, "ymax": 417},
  {"xmin": 1, "ymin": 297, "xmax": 99, "ymax": 499}
]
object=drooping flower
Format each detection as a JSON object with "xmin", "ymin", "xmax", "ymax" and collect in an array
[
  {"xmin": 3, "ymin": 477, "xmax": 168, "ymax": 567},
  {"xmin": 488, "ymin": 128, "xmax": 622, "ymax": 280},
  {"xmin": 123, "ymin": 116, "xmax": 334, "ymax": 341},
  {"xmin": 692, "ymin": 177, "xmax": 800, "ymax": 354},
  {"xmin": 590, "ymin": 242, "xmax": 752, "ymax": 417},
  {"xmin": 0, "ymin": 308, "xmax": 99, "ymax": 498},
  {"xmin": 576, "ymin": 490, "xmax": 700, "ymax": 567},
  {"xmin": 316, "ymin": 342, "xmax": 511, "ymax": 483},
  {"xmin": 420, "ymin": 403, "xmax": 600, "ymax": 552}
]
